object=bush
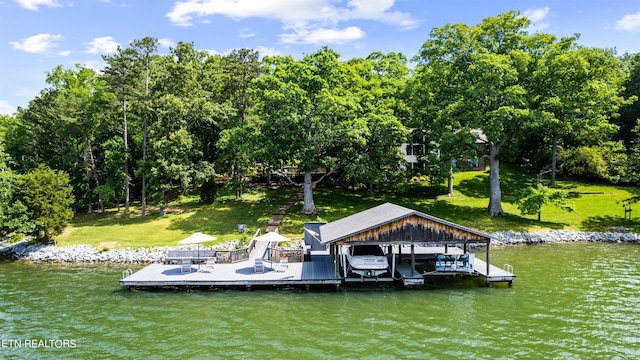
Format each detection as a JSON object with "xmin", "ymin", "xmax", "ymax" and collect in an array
[
  {"xmin": 15, "ymin": 165, "xmax": 74, "ymax": 244},
  {"xmin": 200, "ymin": 179, "xmax": 218, "ymax": 204},
  {"xmin": 558, "ymin": 142, "xmax": 628, "ymax": 183}
]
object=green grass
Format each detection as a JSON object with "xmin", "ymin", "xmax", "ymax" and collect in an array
[
  {"xmin": 57, "ymin": 166, "xmax": 640, "ymax": 249},
  {"xmin": 57, "ymin": 186, "xmax": 298, "ymax": 249}
]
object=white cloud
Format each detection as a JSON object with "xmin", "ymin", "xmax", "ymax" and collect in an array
[
  {"xmin": 16, "ymin": 0, "xmax": 61, "ymax": 11},
  {"xmin": 280, "ymin": 26, "xmax": 365, "ymax": 44},
  {"xmin": 57, "ymin": 50, "xmax": 70, "ymax": 56},
  {"xmin": 239, "ymin": 28, "xmax": 255, "ymax": 38},
  {"xmin": 80, "ymin": 60, "xmax": 105, "ymax": 73},
  {"xmin": 10, "ymin": 33, "xmax": 62, "ymax": 53},
  {"xmin": 158, "ymin": 37, "xmax": 175, "ymax": 48},
  {"xmin": 615, "ymin": 11, "xmax": 640, "ymax": 31},
  {"xmin": 255, "ymin": 46, "xmax": 281, "ymax": 57},
  {"xmin": 166, "ymin": 0, "xmax": 416, "ymax": 44},
  {"xmin": 84, "ymin": 36, "xmax": 119, "ymax": 54},
  {"xmin": 0, "ymin": 100, "xmax": 17, "ymax": 116},
  {"xmin": 523, "ymin": 7, "xmax": 550, "ymax": 32}
]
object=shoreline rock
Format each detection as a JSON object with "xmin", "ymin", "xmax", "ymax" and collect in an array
[
  {"xmin": 1, "ymin": 230, "xmax": 638, "ymax": 263},
  {"xmin": 0, "ymin": 239, "xmax": 244, "ymax": 264},
  {"xmin": 489, "ymin": 230, "xmax": 639, "ymax": 245}
]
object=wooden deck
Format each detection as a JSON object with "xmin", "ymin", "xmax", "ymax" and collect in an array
[
  {"xmin": 396, "ymin": 246, "xmax": 516, "ymax": 286},
  {"xmin": 120, "ymin": 245, "xmax": 515, "ymax": 289},
  {"xmin": 120, "ymin": 254, "xmax": 341, "ymax": 289}
]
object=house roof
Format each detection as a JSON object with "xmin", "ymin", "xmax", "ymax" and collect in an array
[{"xmin": 319, "ymin": 202, "xmax": 493, "ymax": 245}]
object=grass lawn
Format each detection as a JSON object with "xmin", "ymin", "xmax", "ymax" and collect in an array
[
  {"xmin": 57, "ymin": 165, "xmax": 640, "ymax": 249},
  {"xmin": 57, "ymin": 186, "xmax": 298, "ymax": 249}
]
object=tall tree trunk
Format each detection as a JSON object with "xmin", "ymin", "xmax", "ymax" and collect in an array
[
  {"xmin": 301, "ymin": 171, "xmax": 317, "ymax": 215},
  {"xmin": 123, "ymin": 98, "xmax": 130, "ymax": 214},
  {"xmin": 84, "ymin": 136, "xmax": 105, "ymax": 213},
  {"xmin": 448, "ymin": 164, "xmax": 454, "ymax": 196},
  {"xmin": 87, "ymin": 142, "xmax": 104, "ymax": 213},
  {"xmin": 159, "ymin": 189, "xmax": 165, "ymax": 217},
  {"xmin": 488, "ymin": 142, "xmax": 505, "ymax": 216},
  {"xmin": 550, "ymin": 136, "xmax": 558, "ymax": 187},
  {"xmin": 141, "ymin": 58, "xmax": 149, "ymax": 218},
  {"xmin": 84, "ymin": 137, "xmax": 93, "ymax": 213}
]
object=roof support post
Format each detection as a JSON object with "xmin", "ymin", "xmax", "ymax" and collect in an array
[
  {"xmin": 486, "ymin": 242, "xmax": 490, "ymax": 276},
  {"xmin": 410, "ymin": 243, "xmax": 415, "ymax": 276}
]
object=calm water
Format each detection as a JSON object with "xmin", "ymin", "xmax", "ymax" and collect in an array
[{"xmin": 1, "ymin": 243, "xmax": 639, "ymax": 359}]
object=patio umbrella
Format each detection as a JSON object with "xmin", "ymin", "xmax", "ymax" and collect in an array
[
  {"xmin": 254, "ymin": 231, "xmax": 291, "ymax": 268},
  {"xmin": 254, "ymin": 231, "xmax": 291, "ymax": 243},
  {"xmin": 178, "ymin": 232, "xmax": 217, "ymax": 270}
]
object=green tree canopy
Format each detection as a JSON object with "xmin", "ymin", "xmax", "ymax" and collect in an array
[{"xmin": 15, "ymin": 165, "xmax": 74, "ymax": 243}]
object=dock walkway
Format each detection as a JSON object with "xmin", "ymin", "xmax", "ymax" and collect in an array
[{"xmin": 120, "ymin": 254, "xmax": 340, "ymax": 289}]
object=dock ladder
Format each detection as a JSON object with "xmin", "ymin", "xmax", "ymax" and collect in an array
[
  {"xmin": 503, "ymin": 264, "xmax": 514, "ymax": 274},
  {"xmin": 122, "ymin": 268, "xmax": 133, "ymax": 279}
]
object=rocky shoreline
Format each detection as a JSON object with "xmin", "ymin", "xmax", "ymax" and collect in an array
[
  {"xmin": 0, "ymin": 239, "xmax": 244, "ymax": 264},
  {"xmin": 1, "ymin": 230, "xmax": 638, "ymax": 264}
]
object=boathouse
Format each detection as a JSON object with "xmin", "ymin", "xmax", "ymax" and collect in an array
[{"xmin": 319, "ymin": 202, "xmax": 513, "ymax": 286}]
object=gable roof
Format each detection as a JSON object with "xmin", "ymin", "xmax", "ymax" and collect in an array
[{"xmin": 319, "ymin": 202, "xmax": 492, "ymax": 245}]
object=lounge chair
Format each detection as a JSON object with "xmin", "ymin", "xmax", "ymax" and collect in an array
[
  {"xmin": 254, "ymin": 258, "xmax": 265, "ymax": 273},
  {"xmin": 205, "ymin": 257, "xmax": 216, "ymax": 272},
  {"xmin": 181, "ymin": 258, "xmax": 193, "ymax": 273}
]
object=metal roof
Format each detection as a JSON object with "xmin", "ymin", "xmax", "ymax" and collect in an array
[{"xmin": 318, "ymin": 202, "xmax": 493, "ymax": 244}]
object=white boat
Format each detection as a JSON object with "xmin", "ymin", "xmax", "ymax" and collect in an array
[{"xmin": 346, "ymin": 245, "xmax": 389, "ymax": 278}]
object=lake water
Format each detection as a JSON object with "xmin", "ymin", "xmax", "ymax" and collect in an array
[{"xmin": 1, "ymin": 243, "xmax": 639, "ymax": 359}]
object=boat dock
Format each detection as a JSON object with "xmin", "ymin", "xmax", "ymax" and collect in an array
[
  {"xmin": 121, "ymin": 253, "xmax": 341, "ymax": 289},
  {"xmin": 121, "ymin": 249, "xmax": 515, "ymax": 289},
  {"xmin": 121, "ymin": 202, "xmax": 516, "ymax": 290}
]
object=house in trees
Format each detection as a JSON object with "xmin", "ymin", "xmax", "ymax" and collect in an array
[{"xmin": 401, "ymin": 128, "xmax": 487, "ymax": 171}]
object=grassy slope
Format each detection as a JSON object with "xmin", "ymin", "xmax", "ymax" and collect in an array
[
  {"xmin": 57, "ymin": 186, "xmax": 298, "ymax": 248},
  {"xmin": 57, "ymin": 165, "xmax": 640, "ymax": 249}
]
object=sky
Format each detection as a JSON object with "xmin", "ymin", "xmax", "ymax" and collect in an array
[{"xmin": 1, "ymin": 0, "xmax": 640, "ymax": 116}]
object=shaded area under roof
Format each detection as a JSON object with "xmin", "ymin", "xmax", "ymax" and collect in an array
[{"xmin": 319, "ymin": 202, "xmax": 493, "ymax": 245}]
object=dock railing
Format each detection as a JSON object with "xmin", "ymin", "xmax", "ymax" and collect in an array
[
  {"xmin": 215, "ymin": 228, "xmax": 261, "ymax": 264},
  {"xmin": 268, "ymin": 240, "xmax": 304, "ymax": 263}
]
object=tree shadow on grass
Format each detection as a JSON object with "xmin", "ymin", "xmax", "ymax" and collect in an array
[
  {"xmin": 581, "ymin": 215, "xmax": 640, "ymax": 233},
  {"xmin": 456, "ymin": 167, "xmax": 537, "ymax": 204},
  {"xmin": 410, "ymin": 200, "xmax": 568, "ymax": 232}
]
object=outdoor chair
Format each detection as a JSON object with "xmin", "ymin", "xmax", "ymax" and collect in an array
[
  {"xmin": 274, "ymin": 256, "xmax": 289, "ymax": 272},
  {"xmin": 205, "ymin": 257, "xmax": 216, "ymax": 272},
  {"xmin": 181, "ymin": 258, "xmax": 193, "ymax": 273},
  {"xmin": 254, "ymin": 258, "xmax": 265, "ymax": 273}
]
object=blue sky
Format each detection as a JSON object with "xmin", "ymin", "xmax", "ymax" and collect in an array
[{"xmin": 1, "ymin": 0, "xmax": 640, "ymax": 115}]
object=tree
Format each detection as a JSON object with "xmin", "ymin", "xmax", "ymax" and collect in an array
[
  {"xmin": 252, "ymin": 48, "xmax": 363, "ymax": 214},
  {"xmin": 616, "ymin": 53, "xmax": 640, "ymax": 148},
  {"xmin": 0, "ymin": 142, "xmax": 33, "ymax": 236},
  {"xmin": 103, "ymin": 46, "xmax": 140, "ymax": 214},
  {"xmin": 416, "ymin": 12, "xmax": 550, "ymax": 216},
  {"xmin": 15, "ymin": 165, "xmax": 74, "ymax": 244},
  {"xmin": 131, "ymin": 37, "xmax": 159, "ymax": 217},
  {"xmin": 531, "ymin": 39, "xmax": 629, "ymax": 185},
  {"xmin": 44, "ymin": 65, "xmax": 113, "ymax": 213},
  {"xmin": 146, "ymin": 94, "xmax": 195, "ymax": 216},
  {"xmin": 516, "ymin": 183, "xmax": 573, "ymax": 221},
  {"xmin": 408, "ymin": 62, "xmax": 480, "ymax": 195},
  {"xmin": 216, "ymin": 48, "xmax": 262, "ymax": 197},
  {"xmin": 143, "ymin": 42, "xmax": 228, "ymax": 214},
  {"xmin": 340, "ymin": 54, "xmax": 409, "ymax": 194},
  {"xmin": 216, "ymin": 124, "xmax": 258, "ymax": 199}
]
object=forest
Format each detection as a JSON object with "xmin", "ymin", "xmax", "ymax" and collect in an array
[{"xmin": 1, "ymin": 11, "xmax": 639, "ymax": 243}]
